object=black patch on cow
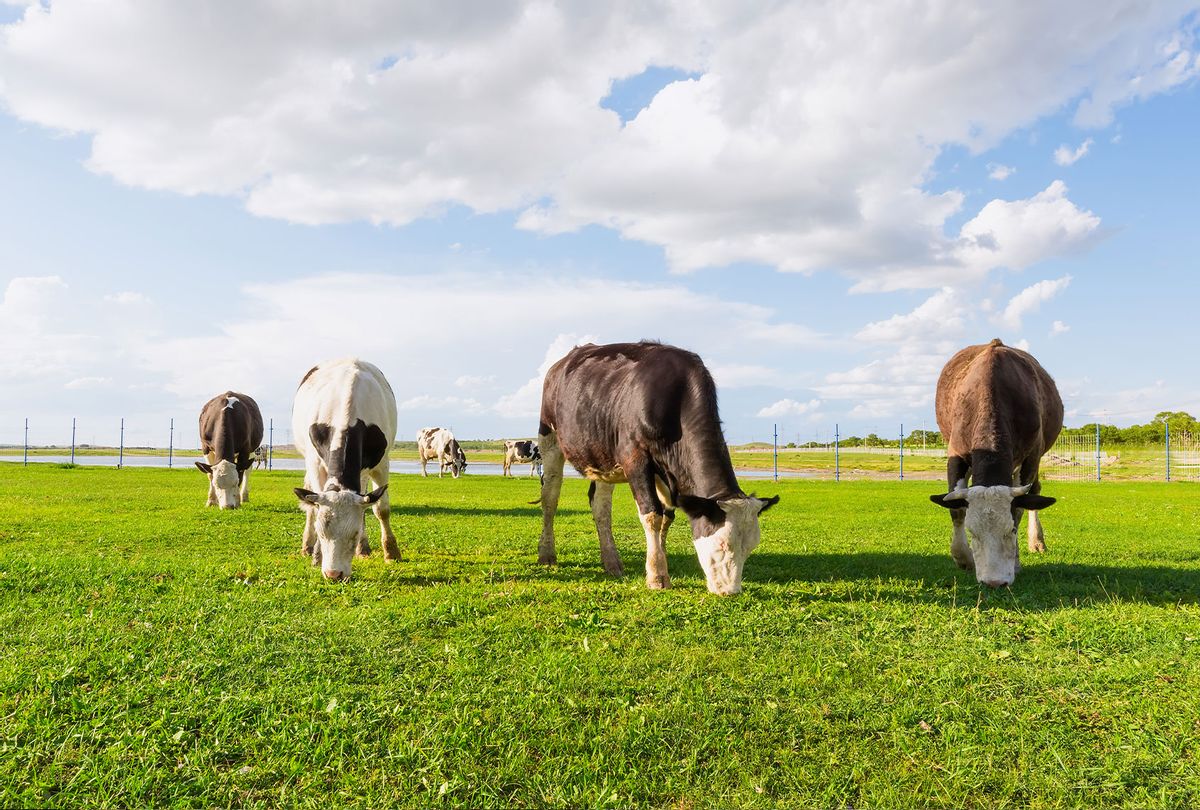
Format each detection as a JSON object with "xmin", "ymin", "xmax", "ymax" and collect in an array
[{"xmin": 312, "ymin": 419, "xmax": 388, "ymax": 493}]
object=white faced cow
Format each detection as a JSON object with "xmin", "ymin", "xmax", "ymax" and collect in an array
[
  {"xmin": 416, "ymin": 427, "xmax": 467, "ymax": 478},
  {"xmin": 503, "ymin": 439, "xmax": 542, "ymax": 479},
  {"xmin": 930, "ymin": 339, "xmax": 1063, "ymax": 588},
  {"xmin": 196, "ymin": 391, "xmax": 264, "ymax": 509},
  {"xmin": 292, "ymin": 358, "xmax": 400, "ymax": 581},
  {"xmin": 537, "ymin": 341, "xmax": 778, "ymax": 596}
]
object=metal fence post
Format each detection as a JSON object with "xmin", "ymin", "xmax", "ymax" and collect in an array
[
  {"xmin": 71, "ymin": 417, "xmax": 76, "ymax": 465},
  {"xmin": 1095, "ymin": 423, "xmax": 1101, "ymax": 482},
  {"xmin": 773, "ymin": 423, "xmax": 778, "ymax": 483},
  {"xmin": 268, "ymin": 418, "xmax": 274, "ymax": 471},
  {"xmin": 835, "ymin": 423, "xmax": 840, "ymax": 483},
  {"xmin": 168, "ymin": 418, "xmax": 174, "ymax": 469},
  {"xmin": 23, "ymin": 418, "xmax": 28, "ymax": 466},
  {"xmin": 899, "ymin": 423, "xmax": 905, "ymax": 481},
  {"xmin": 1166, "ymin": 423, "xmax": 1171, "ymax": 482},
  {"xmin": 118, "ymin": 418, "xmax": 124, "ymax": 469}
]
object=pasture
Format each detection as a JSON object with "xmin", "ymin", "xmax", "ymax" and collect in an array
[{"xmin": 1, "ymin": 466, "xmax": 1199, "ymax": 808}]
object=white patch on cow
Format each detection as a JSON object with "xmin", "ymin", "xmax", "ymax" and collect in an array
[
  {"xmin": 959, "ymin": 485, "xmax": 1020, "ymax": 587},
  {"xmin": 224, "ymin": 395, "xmax": 239, "ymax": 409},
  {"xmin": 583, "ymin": 466, "xmax": 627, "ymax": 484},
  {"xmin": 210, "ymin": 458, "xmax": 241, "ymax": 509},
  {"xmin": 693, "ymin": 498, "xmax": 764, "ymax": 596}
]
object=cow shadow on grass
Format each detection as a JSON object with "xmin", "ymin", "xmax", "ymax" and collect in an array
[
  {"xmin": 391, "ymin": 505, "xmax": 589, "ymax": 518},
  {"xmin": 657, "ymin": 550, "xmax": 1200, "ymax": 610}
]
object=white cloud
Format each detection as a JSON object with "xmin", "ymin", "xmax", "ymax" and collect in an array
[
  {"xmin": 102, "ymin": 291, "xmax": 151, "ymax": 305},
  {"xmin": 756, "ymin": 398, "xmax": 821, "ymax": 419},
  {"xmin": 64, "ymin": 376, "xmax": 112, "ymax": 390},
  {"xmin": 0, "ymin": 3, "xmax": 1194, "ymax": 286},
  {"xmin": 397, "ymin": 395, "xmax": 485, "ymax": 414},
  {"xmin": 1054, "ymin": 137, "xmax": 1094, "ymax": 166},
  {"xmin": 1050, "ymin": 320, "xmax": 1071, "ymax": 337},
  {"xmin": 988, "ymin": 163, "xmax": 1015, "ymax": 180},
  {"xmin": 710, "ymin": 364, "xmax": 787, "ymax": 389},
  {"xmin": 855, "ymin": 287, "xmax": 965, "ymax": 343},
  {"xmin": 492, "ymin": 333, "xmax": 596, "ymax": 420},
  {"xmin": 998, "ymin": 275, "xmax": 1072, "ymax": 330},
  {"xmin": 454, "ymin": 374, "xmax": 495, "ymax": 389}
]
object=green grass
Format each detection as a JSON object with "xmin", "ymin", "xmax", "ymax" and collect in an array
[{"xmin": 1, "ymin": 467, "xmax": 1199, "ymax": 808}]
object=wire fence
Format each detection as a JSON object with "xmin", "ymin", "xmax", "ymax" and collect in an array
[{"xmin": 1, "ymin": 417, "xmax": 1196, "ymax": 483}]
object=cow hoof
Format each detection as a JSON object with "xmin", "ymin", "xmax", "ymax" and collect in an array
[
  {"xmin": 383, "ymin": 541, "xmax": 402, "ymax": 561},
  {"xmin": 538, "ymin": 554, "xmax": 557, "ymax": 566},
  {"xmin": 1028, "ymin": 541, "xmax": 1047, "ymax": 554},
  {"xmin": 953, "ymin": 558, "xmax": 973, "ymax": 571},
  {"xmin": 603, "ymin": 564, "xmax": 625, "ymax": 577},
  {"xmin": 646, "ymin": 576, "xmax": 671, "ymax": 590}
]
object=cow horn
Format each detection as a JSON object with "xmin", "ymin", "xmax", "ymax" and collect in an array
[{"xmin": 1011, "ymin": 484, "xmax": 1033, "ymax": 497}]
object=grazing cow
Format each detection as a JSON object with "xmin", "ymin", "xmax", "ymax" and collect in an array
[
  {"xmin": 195, "ymin": 391, "xmax": 264, "ymax": 509},
  {"xmin": 930, "ymin": 339, "xmax": 1063, "ymax": 587},
  {"xmin": 252, "ymin": 445, "xmax": 268, "ymax": 470},
  {"xmin": 416, "ymin": 427, "xmax": 467, "ymax": 478},
  {"xmin": 503, "ymin": 439, "xmax": 542, "ymax": 478},
  {"xmin": 292, "ymin": 358, "xmax": 399, "ymax": 581},
  {"xmin": 537, "ymin": 341, "xmax": 779, "ymax": 595}
]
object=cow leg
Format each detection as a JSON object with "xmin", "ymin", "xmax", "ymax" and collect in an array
[
  {"xmin": 240, "ymin": 470, "xmax": 251, "ymax": 504},
  {"xmin": 589, "ymin": 481, "xmax": 624, "ymax": 575},
  {"xmin": 537, "ymin": 430, "xmax": 565, "ymax": 566},
  {"xmin": 301, "ymin": 466, "xmax": 327, "ymax": 560},
  {"xmin": 419, "ymin": 456, "xmax": 427, "ymax": 477},
  {"xmin": 945, "ymin": 457, "xmax": 973, "ymax": 570},
  {"xmin": 206, "ymin": 472, "xmax": 217, "ymax": 507},
  {"xmin": 368, "ymin": 467, "xmax": 401, "ymax": 561},
  {"xmin": 627, "ymin": 461, "xmax": 671, "ymax": 590},
  {"xmin": 1020, "ymin": 459, "xmax": 1048, "ymax": 553}
]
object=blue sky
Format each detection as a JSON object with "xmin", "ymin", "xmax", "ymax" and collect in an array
[{"xmin": 1, "ymin": 2, "xmax": 1198, "ymax": 448}]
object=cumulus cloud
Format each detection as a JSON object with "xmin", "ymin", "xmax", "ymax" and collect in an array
[
  {"xmin": 999, "ymin": 275, "xmax": 1073, "ymax": 330},
  {"xmin": 756, "ymin": 398, "xmax": 821, "ymax": 419},
  {"xmin": 1050, "ymin": 320, "xmax": 1071, "ymax": 337},
  {"xmin": 0, "ymin": 2, "xmax": 1194, "ymax": 286},
  {"xmin": 1054, "ymin": 137, "xmax": 1094, "ymax": 166}
]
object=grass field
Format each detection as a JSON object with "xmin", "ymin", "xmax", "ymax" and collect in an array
[{"xmin": 2, "ymin": 466, "xmax": 1199, "ymax": 808}]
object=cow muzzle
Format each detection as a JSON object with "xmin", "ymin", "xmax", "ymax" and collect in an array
[{"xmin": 322, "ymin": 569, "xmax": 350, "ymax": 582}]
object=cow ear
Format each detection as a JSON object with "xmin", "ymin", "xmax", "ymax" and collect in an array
[
  {"xmin": 1013, "ymin": 494, "xmax": 1056, "ymax": 511},
  {"xmin": 362, "ymin": 485, "xmax": 388, "ymax": 505},
  {"xmin": 293, "ymin": 487, "xmax": 321, "ymax": 504},
  {"xmin": 930, "ymin": 493, "xmax": 962, "ymax": 509},
  {"xmin": 756, "ymin": 495, "xmax": 781, "ymax": 514},
  {"xmin": 678, "ymin": 494, "xmax": 723, "ymax": 522},
  {"xmin": 195, "ymin": 461, "xmax": 213, "ymax": 474}
]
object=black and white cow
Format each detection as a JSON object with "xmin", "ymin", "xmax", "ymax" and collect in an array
[
  {"xmin": 416, "ymin": 427, "xmax": 467, "ymax": 478},
  {"xmin": 537, "ymin": 341, "xmax": 778, "ymax": 595},
  {"xmin": 195, "ymin": 391, "xmax": 264, "ymax": 509},
  {"xmin": 930, "ymin": 339, "xmax": 1063, "ymax": 587},
  {"xmin": 503, "ymin": 439, "xmax": 542, "ymax": 478},
  {"xmin": 292, "ymin": 358, "xmax": 399, "ymax": 581}
]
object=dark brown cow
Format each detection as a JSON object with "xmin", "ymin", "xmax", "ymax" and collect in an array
[
  {"xmin": 196, "ymin": 391, "xmax": 265, "ymax": 509},
  {"xmin": 536, "ymin": 341, "xmax": 778, "ymax": 595},
  {"xmin": 929, "ymin": 339, "xmax": 1062, "ymax": 587}
]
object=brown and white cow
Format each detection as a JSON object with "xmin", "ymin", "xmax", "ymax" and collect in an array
[
  {"xmin": 502, "ymin": 439, "xmax": 542, "ymax": 478},
  {"xmin": 416, "ymin": 427, "xmax": 467, "ymax": 478},
  {"xmin": 930, "ymin": 339, "xmax": 1063, "ymax": 587},
  {"xmin": 292, "ymin": 358, "xmax": 400, "ymax": 581},
  {"xmin": 537, "ymin": 341, "xmax": 778, "ymax": 595},
  {"xmin": 195, "ymin": 391, "xmax": 264, "ymax": 509}
]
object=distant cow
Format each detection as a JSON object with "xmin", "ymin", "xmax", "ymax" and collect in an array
[
  {"xmin": 252, "ymin": 445, "xmax": 268, "ymax": 470},
  {"xmin": 416, "ymin": 427, "xmax": 467, "ymax": 478},
  {"xmin": 292, "ymin": 358, "xmax": 400, "ymax": 581},
  {"xmin": 929, "ymin": 339, "xmax": 1062, "ymax": 587},
  {"xmin": 195, "ymin": 391, "xmax": 264, "ymax": 509},
  {"xmin": 537, "ymin": 341, "xmax": 778, "ymax": 595},
  {"xmin": 503, "ymin": 439, "xmax": 542, "ymax": 478}
]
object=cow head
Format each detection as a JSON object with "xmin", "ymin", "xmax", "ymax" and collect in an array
[
  {"xmin": 930, "ymin": 484, "xmax": 1056, "ymax": 587},
  {"xmin": 195, "ymin": 459, "xmax": 244, "ymax": 509},
  {"xmin": 679, "ymin": 493, "xmax": 780, "ymax": 595},
  {"xmin": 294, "ymin": 483, "xmax": 388, "ymax": 581},
  {"xmin": 450, "ymin": 445, "xmax": 467, "ymax": 478}
]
